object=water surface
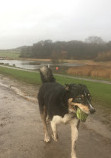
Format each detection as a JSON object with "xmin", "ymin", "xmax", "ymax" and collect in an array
[{"xmin": 0, "ymin": 60, "xmax": 83, "ymax": 70}]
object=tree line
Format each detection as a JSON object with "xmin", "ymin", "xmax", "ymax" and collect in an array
[{"xmin": 20, "ymin": 36, "xmax": 111, "ymax": 61}]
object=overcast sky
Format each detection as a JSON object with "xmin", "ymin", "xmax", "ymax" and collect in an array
[{"xmin": 0, "ymin": 0, "xmax": 111, "ymax": 49}]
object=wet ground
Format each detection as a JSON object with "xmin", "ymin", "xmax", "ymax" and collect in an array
[{"xmin": 0, "ymin": 75, "xmax": 111, "ymax": 158}]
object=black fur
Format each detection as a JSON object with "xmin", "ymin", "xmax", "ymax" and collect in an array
[
  {"xmin": 38, "ymin": 66, "xmax": 95, "ymax": 120},
  {"xmin": 38, "ymin": 82, "xmax": 68, "ymax": 119}
]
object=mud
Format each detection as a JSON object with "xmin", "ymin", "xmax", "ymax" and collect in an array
[{"xmin": 0, "ymin": 74, "xmax": 111, "ymax": 158}]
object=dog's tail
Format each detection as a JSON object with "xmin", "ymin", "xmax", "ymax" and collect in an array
[{"xmin": 39, "ymin": 65, "xmax": 56, "ymax": 83}]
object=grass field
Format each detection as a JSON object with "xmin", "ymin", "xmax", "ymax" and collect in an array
[
  {"xmin": 0, "ymin": 66, "xmax": 41, "ymax": 85},
  {"xmin": 0, "ymin": 50, "xmax": 20, "ymax": 59},
  {"xmin": 0, "ymin": 66, "xmax": 111, "ymax": 108}
]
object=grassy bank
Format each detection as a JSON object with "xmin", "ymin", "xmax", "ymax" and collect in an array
[
  {"xmin": 0, "ymin": 66, "xmax": 111, "ymax": 108},
  {"xmin": 0, "ymin": 66, "xmax": 41, "ymax": 85},
  {"xmin": 0, "ymin": 50, "xmax": 20, "ymax": 59}
]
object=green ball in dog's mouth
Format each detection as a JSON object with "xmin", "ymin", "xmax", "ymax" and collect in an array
[{"xmin": 76, "ymin": 108, "xmax": 88, "ymax": 122}]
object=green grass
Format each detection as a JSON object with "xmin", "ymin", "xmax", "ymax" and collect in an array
[
  {"xmin": 0, "ymin": 66, "xmax": 111, "ymax": 108},
  {"xmin": 0, "ymin": 67, "xmax": 41, "ymax": 85},
  {"xmin": 0, "ymin": 50, "xmax": 20, "ymax": 59}
]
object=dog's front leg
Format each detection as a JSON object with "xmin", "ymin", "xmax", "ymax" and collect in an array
[
  {"xmin": 50, "ymin": 120, "xmax": 58, "ymax": 142},
  {"xmin": 51, "ymin": 116, "xmax": 63, "ymax": 141},
  {"xmin": 70, "ymin": 119, "xmax": 78, "ymax": 158}
]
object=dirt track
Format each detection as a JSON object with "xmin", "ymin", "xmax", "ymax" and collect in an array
[{"xmin": 0, "ymin": 75, "xmax": 111, "ymax": 158}]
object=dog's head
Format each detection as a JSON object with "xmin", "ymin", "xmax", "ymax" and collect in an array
[{"xmin": 65, "ymin": 84, "xmax": 95, "ymax": 115}]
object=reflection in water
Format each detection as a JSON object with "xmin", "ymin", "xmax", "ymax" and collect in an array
[
  {"xmin": 0, "ymin": 60, "xmax": 49, "ymax": 70},
  {"xmin": 0, "ymin": 60, "xmax": 83, "ymax": 70}
]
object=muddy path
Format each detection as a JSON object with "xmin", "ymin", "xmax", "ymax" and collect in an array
[{"xmin": 0, "ymin": 75, "xmax": 111, "ymax": 158}]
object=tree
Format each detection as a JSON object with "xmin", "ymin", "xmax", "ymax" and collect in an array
[
  {"xmin": 20, "ymin": 39, "xmax": 111, "ymax": 61},
  {"xmin": 85, "ymin": 36, "xmax": 105, "ymax": 44}
]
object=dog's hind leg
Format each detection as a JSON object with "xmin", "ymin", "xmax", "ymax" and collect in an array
[
  {"xmin": 70, "ymin": 119, "xmax": 78, "ymax": 158},
  {"xmin": 40, "ymin": 106, "xmax": 50, "ymax": 143}
]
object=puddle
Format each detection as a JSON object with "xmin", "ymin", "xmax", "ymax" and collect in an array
[
  {"xmin": 0, "ymin": 74, "xmax": 37, "ymax": 103},
  {"xmin": 10, "ymin": 86, "xmax": 37, "ymax": 103}
]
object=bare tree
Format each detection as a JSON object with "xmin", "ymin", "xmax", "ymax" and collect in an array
[{"xmin": 85, "ymin": 36, "xmax": 105, "ymax": 44}]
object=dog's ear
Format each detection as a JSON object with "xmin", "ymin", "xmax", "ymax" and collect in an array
[{"xmin": 65, "ymin": 84, "xmax": 70, "ymax": 91}]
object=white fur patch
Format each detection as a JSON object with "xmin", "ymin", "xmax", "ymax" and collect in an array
[
  {"xmin": 40, "ymin": 66, "xmax": 48, "ymax": 75},
  {"xmin": 50, "ymin": 114, "xmax": 76, "ymax": 142},
  {"xmin": 51, "ymin": 115, "xmax": 78, "ymax": 158},
  {"xmin": 70, "ymin": 119, "xmax": 78, "ymax": 158},
  {"xmin": 51, "ymin": 113, "xmax": 75, "ymax": 125}
]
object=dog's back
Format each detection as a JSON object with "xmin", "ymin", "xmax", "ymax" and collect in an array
[{"xmin": 38, "ymin": 66, "xmax": 69, "ymax": 119}]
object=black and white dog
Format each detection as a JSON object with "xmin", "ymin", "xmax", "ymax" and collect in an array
[{"xmin": 38, "ymin": 66, "xmax": 95, "ymax": 158}]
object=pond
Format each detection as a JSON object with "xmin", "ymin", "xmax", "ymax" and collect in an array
[{"xmin": 0, "ymin": 60, "xmax": 83, "ymax": 70}]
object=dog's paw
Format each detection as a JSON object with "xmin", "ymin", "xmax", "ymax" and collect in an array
[
  {"xmin": 71, "ymin": 156, "xmax": 77, "ymax": 158},
  {"xmin": 71, "ymin": 152, "xmax": 77, "ymax": 158},
  {"xmin": 52, "ymin": 134, "xmax": 58, "ymax": 142},
  {"xmin": 44, "ymin": 135, "xmax": 50, "ymax": 143}
]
